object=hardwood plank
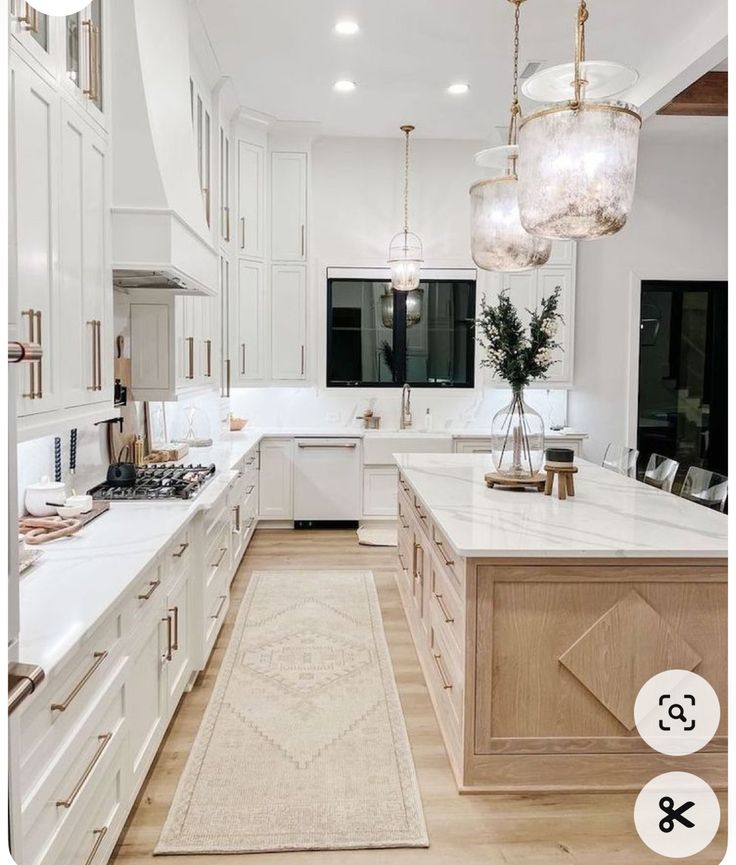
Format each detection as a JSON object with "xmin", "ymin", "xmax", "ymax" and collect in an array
[
  {"xmin": 109, "ymin": 529, "xmax": 727, "ymax": 865},
  {"xmin": 658, "ymin": 71, "xmax": 728, "ymax": 116}
]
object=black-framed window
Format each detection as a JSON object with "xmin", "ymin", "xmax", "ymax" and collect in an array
[{"xmin": 326, "ymin": 276, "xmax": 476, "ymax": 388}]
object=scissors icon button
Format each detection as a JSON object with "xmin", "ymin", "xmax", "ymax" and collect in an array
[{"xmin": 658, "ymin": 796, "xmax": 695, "ymax": 833}]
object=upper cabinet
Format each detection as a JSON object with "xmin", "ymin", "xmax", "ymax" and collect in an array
[
  {"xmin": 486, "ymin": 241, "xmax": 577, "ymax": 389},
  {"xmin": 237, "ymin": 140, "xmax": 265, "ymax": 260},
  {"xmin": 271, "ymin": 152, "xmax": 307, "ymax": 262},
  {"xmin": 219, "ymin": 126, "xmax": 232, "ymax": 247},
  {"xmin": 9, "ymin": 2, "xmax": 53, "ymax": 75},
  {"xmin": 190, "ymin": 77, "xmax": 213, "ymax": 231}
]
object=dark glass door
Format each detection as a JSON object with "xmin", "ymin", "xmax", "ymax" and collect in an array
[{"xmin": 638, "ymin": 281, "xmax": 727, "ymax": 477}]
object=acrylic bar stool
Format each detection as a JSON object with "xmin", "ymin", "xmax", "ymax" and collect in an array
[
  {"xmin": 643, "ymin": 453, "xmax": 680, "ymax": 493},
  {"xmin": 680, "ymin": 466, "xmax": 728, "ymax": 512},
  {"xmin": 602, "ymin": 443, "xmax": 639, "ymax": 478}
]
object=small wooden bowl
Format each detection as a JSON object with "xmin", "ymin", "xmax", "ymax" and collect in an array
[{"xmin": 230, "ymin": 417, "xmax": 248, "ymax": 432}]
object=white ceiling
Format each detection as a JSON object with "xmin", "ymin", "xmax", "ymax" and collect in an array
[{"xmin": 194, "ymin": 0, "xmax": 728, "ymax": 139}]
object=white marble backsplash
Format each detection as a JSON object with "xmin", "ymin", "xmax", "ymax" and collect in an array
[{"xmin": 229, "ymin": 387, "xmax": 568, "ymax": 433}]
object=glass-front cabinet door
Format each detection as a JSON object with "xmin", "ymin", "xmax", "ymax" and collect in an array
[
  {"xmin": 63, "ymin": 1, "xmax": 105, "ymax": 127},
  {"xmin": 10, "ymin": 1, "xmax": 53, "ymax": 72}
]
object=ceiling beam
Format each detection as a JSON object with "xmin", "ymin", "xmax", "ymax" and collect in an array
[{"xmin": 657, "ymin": 71, "xmax": 728, "ymax": 116}]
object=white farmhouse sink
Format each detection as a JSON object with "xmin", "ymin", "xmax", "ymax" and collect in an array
[{"xmin": 363, "ymin": 432, "xmax": 453, "ymax": 465}]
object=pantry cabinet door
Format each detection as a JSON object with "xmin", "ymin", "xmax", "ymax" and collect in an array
[
  {"xmin": 233, "ymin": 261, "xmax": 264, "ymax": 383},
  {"xmin": 11, "ymin": 54, "xmax": 61, "ymax": 417},
  {"xmin": 219, "ymin": 126, "xmax": 232, "ymax": 247},
  {"xmin": 271, "ymin": 152, "xmax": 307, "ymax": 262},
  {"xmin": 271, "ymin": 265, "xmax": 306, "ymax": 380},
  {"xmin": 237, "ymin": 140, "xmax": 264, "ymax": 259}
]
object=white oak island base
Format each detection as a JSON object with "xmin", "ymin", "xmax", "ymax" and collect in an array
[{"xmin": 395, "ymin": 466, "xmax": 727, "ymax": 793}]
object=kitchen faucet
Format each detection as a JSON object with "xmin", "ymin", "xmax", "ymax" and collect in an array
[{"xmin": 400, "ymin": 383, "xmax": 412, "ymax": 430}]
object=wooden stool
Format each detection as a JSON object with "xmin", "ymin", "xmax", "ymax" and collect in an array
[
  {"xmin": 544, "ymin": 464, "xmax": 578, "ymax": 500},
  {"xmin": 485, "ymin": 472, "xmax": 546, "ymax": 492}
]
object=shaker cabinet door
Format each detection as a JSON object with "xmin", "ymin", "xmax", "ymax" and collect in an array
[
  {"xmin": 271, "ymin": 265, "xmax": 306, "ymax": 380},
  {"xmin": 271, "ymin": 151, "xmax": 307, "ymax": 262},
  {"xmin": 237, "ymin": 140, "xmax": 265, "ymax": 259},
  {"xmin": 233, "ymin": 261, "xmax": 265, "ymax": 383}
]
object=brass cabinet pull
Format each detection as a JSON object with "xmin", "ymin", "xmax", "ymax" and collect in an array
[
  {"xmin": 162, "ymin": 614, "xmax": 173, "ymax": 662},
  {"xmin": 415, "ymin": 502, "xmax": 427, "ymax": 521},
  {"xmin": 169, "ymin": 606, "xmax": 179, "ymax": 652},
  {"xmin": 225, "ymin": 358, "xmax": 231, "ymax": 397},
  {"xmin": 300, "ymin": 225, "xmax": 305, "ymax": 257},
  {"xmin": 414, "ymin": 542, "xmax": 423, "ymax": 584},
  {"xmin": 211, "ymin": 546, "xmax": 228, "ymax": 568},
  {"xmin": 137, "ymin": 579, "xmax": 160, "ymax": 601},
  {"xmin": 21, "ymin": 309, "xmax": 36, "ymax": 399},
  {"xmin": 223, "ymin": 205, "xmax": 230, "ymax": 242},
  {"xmin": 398, "ymin": 552, "xmax": 407, "ymax": 571},
  {"xmin": 83, "ymin": 827, "xmax": 108, "ymax": 865},
  {"xmin": 240, "ymin": 343, "xmax": 246, "ymax": 375},
  {"xmin": 185, "ymin": 337, "xmax": 195, "ymax": 380},
  {"xmin": 211, "ymin": 595, "xmax": 227, "ymax": 620},
  {"xmin": 83, "ymin": 20, "xmax": 99, "ymax": 102},
  {"xmin": 204, "ymin": 339, "xmax": 212, "ymax": 377},
  {"xmin": 434, "ymin": 539, "xmax": 455, "ymax": 567},
  {"xmin": 232, "ymin": 504, "xmax": 241, "ymax": 534},
  {"xmin": 240, "ymin": 217, "xmax": 246, "ymax": 250},
  {"xmin": 56, "ymin": 733, "xmax": 112, "ymax": 808},
  {"xmin": 399, "ymin": 511, "xmax": 409, "ymax": 530},
  {"xmin": 86, "ymin": 321, "xmax": 98, "ymax": 391},
  {"xmin": 173, "ymin": 542, "xmax": 189, "ymax": 559},
  {"xmin": 432, "ymin": 653, "xmax": 453, "ymax": 690},
  {"xmin": 202, "ymin": 187, "xmax": 210, "ymax": 221},
  {"xmin": 433, "ymin": 592, "xmax": 454, "ymax": 624},
  {"xmin": 17, "ymin": 3, "xmax": 39, "ymax": 33},
  {"xmin": 50, "ymin": 651, "xmax": 108, "ymax": 712},
  {"xmin": 34, "ymin": 310, "xmax": 43, "ymax": 397},
  {"xmin": 95, "ymin": 321, "xmax": 102, "ymax": 390},
  {"xmin": 300, "ymin": 345, "xmax": 305, "ymax": 376}
]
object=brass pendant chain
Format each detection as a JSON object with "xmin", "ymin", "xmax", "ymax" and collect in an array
[
  {"xmin": 573, "ymin": 0, "xmax": 589, "ymax": 107},
  {"xmin": 507, "ymin": 0, "xmax": 522, "ymax": 147},
  {"xmin": 400, "ymin": 124, "xmax": 415, "ymax": 237}
]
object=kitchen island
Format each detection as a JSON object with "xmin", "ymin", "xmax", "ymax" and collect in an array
[{"xmin": 394, "ymin": 453, "xmax": 727, "ymax": 792}]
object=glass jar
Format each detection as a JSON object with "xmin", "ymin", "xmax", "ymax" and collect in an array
[{"xmin": 491, "ymin": 390, "xmax": 545, "ymax": 478}]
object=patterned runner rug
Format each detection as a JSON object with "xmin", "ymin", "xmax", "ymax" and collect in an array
[{"xmin": 155, "ymin": 570, "xmax": 428, "ymax": 854}]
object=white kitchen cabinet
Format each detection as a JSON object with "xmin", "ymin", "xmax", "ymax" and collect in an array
[
  {"xmin": 60, "ymin": 102, "xmax": 112, "ymax": 409},
  {"xmin": 220, "ymin": 254, "xmax": 232, "ymax": 396},
  {"xmin": 190, "ymin": 77, "xmax": 213, "ymax": 230},
  {"xmin": 219, "ymin": 125, "xmax": 232, "ymax": 246},
  {"xmin": 9, "ymin": 2, "xmax": 53, "ymax": 76},
  {"xmin": 489, "ymin": 242, "xmax": 577, "ymax": 388},
  {"xmin": 11, "ymin": 53, "xmax": 60, "ymax": 420},
  {"xmin": 363, "ymin": 466, "xmax": 399, "ymax": 517},
  {"xmin": 271, "ymin": 151, "xmax": 307, "ymax": 262},
  {"xmin": 164, "ymin": 572, "xmax": 192, "ymax": 711},
  {"xmin": 453, "ymin": 435, "xmax": 586, "ymax": 457},
  {"xmin": 232, "ymin": 260, "xmax": 265, "ymax": 383},
  {"xmin": 237, "ymin": 140, "xmax": 265, "ymax": 259},
  {"xmin": 271, "ymin": 265, "xmax": 307, "ymax": 380},
  {"xmin": 259, "ymin": 438, "xmax": 294, "ymax": 520}
]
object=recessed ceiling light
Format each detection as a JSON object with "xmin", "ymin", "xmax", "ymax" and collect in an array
[
  {"xmin": 335, "ymin": 20, "xmax": 359, "ymax": 36},
  {"xmin": 447, "ymin": 83, "xmax": 470, "ymax": 95},
  {"xmin": 334, "ymin": 80, "xmax": 357, "ymax": 93}
]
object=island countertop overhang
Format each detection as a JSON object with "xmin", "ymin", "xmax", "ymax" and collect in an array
[{"xmin": 393, "ymin": 454, "xmax": 728, "ymax": 559}]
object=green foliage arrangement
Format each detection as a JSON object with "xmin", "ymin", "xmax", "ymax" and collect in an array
[{"xmin": 477, "ymin": 287, "xmax": 563, "ymax": 392}]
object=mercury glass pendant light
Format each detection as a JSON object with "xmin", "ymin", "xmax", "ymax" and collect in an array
[
  {"xmin": 517, "ymin": 0, "xmax": 642, "ymax": 240},
  {"xmin": 380, "ymin": 287, "xmax": 423, "ymax": 328},
  {"xmin": 469, "ymin": 0, "xmax": 551, "ymax": 272},
  {"xmin": 388, "ymin": 125, "xmax": 424, "ymax": 291}
]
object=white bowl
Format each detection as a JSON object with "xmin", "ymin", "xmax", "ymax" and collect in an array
[
  {"xmin": 65, "ymin": 494, "xmax": 93, "ymax": 514},
  {"xmin": 57, "ymin": 504, "xmax": 86, "ymax": 519}
]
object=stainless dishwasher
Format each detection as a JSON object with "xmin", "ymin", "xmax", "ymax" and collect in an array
[{"xmin": 293, "ymin": 438, "xmax": 362, "ymax": 525}]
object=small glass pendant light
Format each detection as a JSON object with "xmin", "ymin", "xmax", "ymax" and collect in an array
[
  {"xmin": 380, "ymin": 287, "xmax": 423, "ymax": 328},
  {"xmin": 388, "ymin": 125, "xmax": 423, "ymax": 291},
  {"xmin": 469, "ymin": 0, "xmax": 551, "ymax": 272},
  {"xmin": 517, "ymin": 0, "xmax": 642, "ymax": 240}
]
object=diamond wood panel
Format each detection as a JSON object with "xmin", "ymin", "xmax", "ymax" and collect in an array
[{"xmin": 558, "ymin": 590, "xmax": 702, "ymax": 731}]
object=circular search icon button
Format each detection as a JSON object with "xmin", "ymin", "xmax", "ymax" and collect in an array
[
  {"xmin": 634, "ymin": 670, "xmax": 720, "ymax": 756},
  {"xmin": 635, "ymin": 772, "xmax": 720, "ymax": 858}
]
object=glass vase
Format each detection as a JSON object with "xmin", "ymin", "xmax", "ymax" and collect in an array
[{"xmin": 491, "ymin": 390, "xmax": 545, "ymax": 479}]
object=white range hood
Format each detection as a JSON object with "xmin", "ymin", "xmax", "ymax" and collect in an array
[{"xmin": 110, "ymin": 0, "xmax": 217, "ymax": 295}]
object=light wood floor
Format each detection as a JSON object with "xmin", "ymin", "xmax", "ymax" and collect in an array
[{"xmin": 110, "ymin": 530, "xmax": 727, "ymax": 865}]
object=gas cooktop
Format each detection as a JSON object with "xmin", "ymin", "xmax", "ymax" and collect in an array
[{"xmin": 89, "ymin": 464, "xmax": 217, "ymax": 501}]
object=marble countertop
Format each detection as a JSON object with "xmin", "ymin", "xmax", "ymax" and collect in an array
[
  {"xmin": 394, "ymin": 453, "xmax": 728, "ymax": 559},
  {"xmin": 243, "ymin": 426, "xmax": 587, "ymax": 439},
  {"xmin": 18, "ymin": 434, "xmax": 261, "ymax": 677}
]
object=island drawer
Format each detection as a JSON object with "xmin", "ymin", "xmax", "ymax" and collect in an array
[
  {"xmin": 166, "ymin": 523, "xmax": 193, "ymax": 583},
  {"xmin": 429, "ymin": 610, "xmax": 464, "ymax": 735},
  {"xmin": 430, "ymin": 522, "xmax": 462, "ymax": 589},
  {"xmin": 430, "ymin": 556, "xmax": 464, "ymax": 658},
  {"xmin": 205, "ymin": 521, "xmax": 231, "ymax": 596}
]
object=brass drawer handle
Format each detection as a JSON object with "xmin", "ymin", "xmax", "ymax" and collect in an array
[
  {"xmin": 433, "ymin": 592, "xmax": 455, "ymax": 624},
  {"xmin": 162, "ymin": 614, "xmax": 173, "ymax": 662},
  {"xmin": 86, "ymin": 321, "xmax": 98, "ymax": 391},
  {"xmin": 169, "ymin": 606, "xmax": 179, "ymax": 652},
  {"xmin": 415, "ymin": 502, "xmax": 427, "ymax": 521},
  {"xmin": 56, "ymin": 733, "xmax": 112, "ymax": 808},
  {"xmin": 399, "ymin": 516, "xmax": 409, "ymax": 530},
  {"xmin": 82, "ymin": 20, "xmax": 99, "ymax": 102},
  {"xmin": 84, "ymin": 827, "xmax": 108, "ymax": 865},
  {"xmin": 432, "ymin": 653, "xmax": 453, "ymax": 690},
  {"xmin": 232, "ymin": 504, "xmax": 241, "ymax": 533},
  {"xmin": 246, "ymin": 485, "xmax": 255, "ymax": 495},
  {"xmin": 186, "ymin": 337, "xmax": 195, "ymax": 380},
  {"xmin": 173, "ymin": 542, "xmax": 189, "ymax": 559},
  {"xmin": 205, "ymin": 339, "xmax": 212, "ymax": 377},
  {"xmin": 240, "ymin": 217, "xmax": 246, "ymax": 250},
  {"xmin": 211, "ymin": 547, "xmax": 228, "ymax": 568},
  {"xmin": 137, "ymin": 579, "xmax": 161, "ymax": 601},
  {"xmin": 398, "ymin": 552, "xmax": 407, "ymax": 570},
  {"xmin": 51, "ymin": 651, "xmax": 108, "ymax": 712},
  {"xmin": 21, "ymin": 309, "xmax": 36, "ymax": 399},
  {"xmin": 240, "ymin": 343, "xmax": 246, "ymax": 375},
  {"xmin": 211, "ymin": 595, "xmax": 227, "ymax": 620},
  {"xmin": 434, "ymin": 539, "xmax": 455, "ymax": 567}
]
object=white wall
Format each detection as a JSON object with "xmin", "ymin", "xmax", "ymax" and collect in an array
[{"xmin": 569, "ymin": 117, "xmax": 728, "ymax": 463}]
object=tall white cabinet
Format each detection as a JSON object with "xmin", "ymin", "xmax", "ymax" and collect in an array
[{"xmin": 10, "ymin": 3, "xmax": 115, "ymax": 441}]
